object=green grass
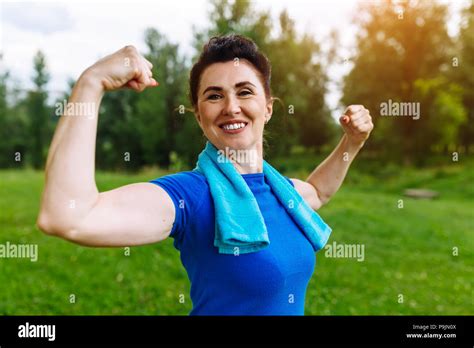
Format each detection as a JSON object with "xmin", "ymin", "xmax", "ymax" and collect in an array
[{"xmin": 0, "ymin": 162, "xmax": 472, "ymax": 315}]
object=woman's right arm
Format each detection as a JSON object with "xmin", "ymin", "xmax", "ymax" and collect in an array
[{"xmin": 37, "ymin": 45, "xmax": 175, "ymax": 247}]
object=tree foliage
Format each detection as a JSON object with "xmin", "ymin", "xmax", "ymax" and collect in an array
[{"xmin": 342, "ymin": 0, "xmax": 460, "ymax": 164}]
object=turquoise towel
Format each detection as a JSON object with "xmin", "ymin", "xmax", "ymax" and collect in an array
[{"xmin": 194, "ymin": 141, "xmax": 332, "ymax": 254}]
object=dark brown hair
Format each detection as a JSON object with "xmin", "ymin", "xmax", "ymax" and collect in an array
[{"xmin": 189, "ymin": 34, "xmax": 272, "ymax": 109}]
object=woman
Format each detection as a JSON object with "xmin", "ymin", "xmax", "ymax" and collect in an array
[{"xmin": 37, "ymin": 35, "xmax": 373, "ymax": 315}]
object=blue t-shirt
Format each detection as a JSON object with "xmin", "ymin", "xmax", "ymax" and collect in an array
[{"xmin": 150, "ymin": 170, "xmax": 315, "ymax": 315}]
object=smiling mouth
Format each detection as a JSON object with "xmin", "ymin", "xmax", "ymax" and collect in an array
[{"xmin": 219, "ymin": 122, "xmax": 248, "ymax": 134}]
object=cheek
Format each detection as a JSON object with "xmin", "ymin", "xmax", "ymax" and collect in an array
[
  {"xmin": 243, "ymin": 99, "xmax": 267, "ymax": 121},
  {"xmin": 198, "ymin": 104, "xmax": 218, "ymax": 125}
]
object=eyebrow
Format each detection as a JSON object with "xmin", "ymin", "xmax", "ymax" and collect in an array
[{"xmin": 202, "ymin": 81, "xmax": 257, "ymax": 95}]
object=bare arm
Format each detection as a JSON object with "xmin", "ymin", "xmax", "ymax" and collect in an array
[
  {"xmin": 36, "ymin": 46, "xmax": 173, "ymax": 247},
  {"xmin": 293, "ymin": 105, "xmax": 373, "ymax": 210}
]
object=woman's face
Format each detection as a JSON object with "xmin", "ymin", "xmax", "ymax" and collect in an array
[{"xmin": 195, "ymin": 59, "xmax": 273, "ymax": 152}]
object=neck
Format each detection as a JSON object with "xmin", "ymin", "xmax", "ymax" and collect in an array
[{"xmin": 219, "ymin": 141, "xmax": 264, "ymax": 174}]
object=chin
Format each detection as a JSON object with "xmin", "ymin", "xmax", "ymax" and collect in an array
[
  {"xmin": 206, "ymin": 126, "xmax": 259, "ymax": 151},
  {"xmin": 221, "ymin": 138, "xmax": 254, "ymax": 150}
]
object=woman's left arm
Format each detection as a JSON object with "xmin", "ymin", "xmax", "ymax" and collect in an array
[{"xmin": 292, "ymin": 105, "xmax": 374, "ymax": 210}]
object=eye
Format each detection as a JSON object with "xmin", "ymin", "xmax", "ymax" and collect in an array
[
  {"xmin": 207, "ymin": 94, "xmax": 222, "ymax": 100},
  {"xmin": 238, "ymin": 89, "xmax": 253, "ymax": 96}
]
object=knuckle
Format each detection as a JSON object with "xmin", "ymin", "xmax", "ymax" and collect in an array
[
  {"xmin": 124, "ymin": 45, "xmax": 137, "ymax": 52},
  {"xmin": 129, "ymin": 57, "xmax": 139, "ymax": 68}
]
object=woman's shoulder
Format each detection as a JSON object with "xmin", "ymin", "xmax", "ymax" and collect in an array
[
  {"xmin": 150, "ymin": 170, "xmax": 209, "ymax": 187},
  {"xmin": 149, "ymin": 170, "xmax": 210, "ymax": 204},
  {"xmin": 149, "ymin": 170, "xmax": 213, "ymax": 245},
  {"xmin": 151, "ymin": 169, "xmax": 207, "ymax": 184}
]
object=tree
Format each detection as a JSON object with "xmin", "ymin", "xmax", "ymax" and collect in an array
[
  {"xmin": 453, "ymin": 1, "xmax": 474, "ymax": 153},
  {"xmin": 265, "ymin": 10, "xmax": 335, "ymax": 156},
  {"xmin": 97, "ymin": 28, "xmax": 198, "ymax": 170},
  {"xmin": 412, "ymin": 77, "xmax": 466, "ymax": 162},
  {"xmin": 342, "ymin": 0, "xmax": 453, "ymax": 164},
  {"xmin": 96, "ymin": 88, "xmax": 141, "ymax": 170},
  {"xmin": 0, "ymin": 65, "xmax": 30, "ymax": 168},
  {"xmin": 26, "ymin": 51, "xmax": 51, "ymax": 169},
  {"xmin": 193, "ymin": 0, "xmax": 272, "ymax": 52},
  {"xmin": 0, "ymin": 68, "xmax": 13, "ymax": 167},
  {"xmin": 137, "ymin": 28, "xmax": 200, "ymax": 167},
  {"xmin": 193, "ymin": 0, "xmax": 334, "ymax": 158}
]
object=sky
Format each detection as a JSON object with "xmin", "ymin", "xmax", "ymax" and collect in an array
[{"xmin": 0, "ymin": 0, "xmax": 469, "ymax": 118}]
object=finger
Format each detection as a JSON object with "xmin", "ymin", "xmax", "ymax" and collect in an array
[
  {"xmin": 143, "ymin": 58, "xmax": 153, "ymax": 70},
  {"xmin": 357, "ymin": 118, "xmax": 373, "ymax": 129},
  {"xmin": 348, "ymin": 113, "xmax": 364, "ymax": 123},
  {"xmin": 353, "ymin": 116, "xmax": 370, "ymax": 128},
  {"xmin": 128, "ymin": 77, "xmax": 160, "ymax": 92},
  {"xmin": 126, "ymin": 80, "xmax": 140, "ymax": 91},
  {"xmin": 340, "ymin": 115, "xmax": 350, "ymax": 125},
  {"xmin": 135, "ymin": 63, "xmax": 152, "ymax": 86},
  {"xmin": 348, "ymin": 110, "xmax": 370, "ymax": 124},
  {"xmin": 132, "ymin": 67, "xmax": 146, "ymax": 85},
  {"xmin": 144, "ymin": 69, "xmax": 157, "ymax": 87},
  {"xmin": 358, "ymin": 122, "xmax": 373, "ymax": 133},
  {"xmin": 136, "ymin": 82, "xmax": 147, "ymax": 92},
  {"xmin": 128, "ymin": 76, "xmax": 157, "ymax": 90},
  {"xmin": 142, "ymin": 69, "xmax": 151, "ymax": 85},
  {"xmin": 345, "ymin": 105, "xmax": 364, "ymax": 115},
  {"xmin": 128, "ymin": 75, "xmax": 148, "ymax": 91},
  {"xmin": 140, "ymin": 56, "xmax": 153, "ymax": 69}
]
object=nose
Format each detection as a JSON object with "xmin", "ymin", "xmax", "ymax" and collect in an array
[{"xmin": 223, "ymin": 94, "xmax": 241, "ymax": 116}]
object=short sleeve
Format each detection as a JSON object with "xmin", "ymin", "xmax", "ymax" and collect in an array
[{"xmin": 149, "ymin": 171, "xmax": 207, "ymax": 249}]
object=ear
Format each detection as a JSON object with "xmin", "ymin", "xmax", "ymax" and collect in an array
[
  {"xmin": 265, "ymin": 98, "xmax": 274, "ymax": 123},
  {"xmin": 194, "ymin": 109, "xmax": 202, "ymax": 127}
]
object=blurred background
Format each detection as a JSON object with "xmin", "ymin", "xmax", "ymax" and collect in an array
[{"xmin": 0, "ymin": 0, "xmax": 472, "ymax": 315}]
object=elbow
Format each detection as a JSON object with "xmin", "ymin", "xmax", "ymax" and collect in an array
[
  {"xmin": 308, "ymin": 193, "xmax": 327, "ymax": 211},
  {"xmin": 319, "ymin": 194, "xmax": 331, "ymax": 207},
  {"xmin": 315, "ymin": 191, "xmax": 331, "ymax": 210},
  {"xmin": 36, "ymin": 212, "xmax": 56, "ymax": 236},
  {"xmin": 36, "ymin": 211, "xmax": 78, "ymax": 240},
  {"xmin": 313, "ymin": 199, "xmax": 325, "ymax": 211}
]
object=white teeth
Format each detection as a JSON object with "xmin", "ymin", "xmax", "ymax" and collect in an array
[{"xmin": 222, "ymin": 122, "xmax": 246, "ymax": 131}]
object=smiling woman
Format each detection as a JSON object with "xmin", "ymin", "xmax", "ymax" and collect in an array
[
  {"xmin": 37, "ymin": 34, "xmax": 373, "ymax": 316},
  {"xmin": 190, "ymin": 36, "xmax": 273, "ymax": 173}
]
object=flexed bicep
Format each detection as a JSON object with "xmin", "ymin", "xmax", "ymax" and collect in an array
[
  {"xmin": 290, "ymin": 178, "xmax": 323, "ymax": 211},
  {"xmin": 40, "ymin": 183, "xmax": 175, "ymax": 247}
]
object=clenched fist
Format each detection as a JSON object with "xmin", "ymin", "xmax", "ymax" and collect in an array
[
  {"xmin": 81, "ymin": 45, "xmax": 158, "ymax": 93},
  {"xmin": 339, "ymin": 105, "xmax": 374, "ymax": 147}
]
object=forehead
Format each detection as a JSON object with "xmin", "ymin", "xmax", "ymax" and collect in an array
[{"xmin": 199, "ymin": 59, "xmax": 262, "ymax": 91}]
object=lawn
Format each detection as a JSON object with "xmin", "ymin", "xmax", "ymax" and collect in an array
[{"xmin": 0, "ymin": 161, "xmax": 472, "ymax": 315}]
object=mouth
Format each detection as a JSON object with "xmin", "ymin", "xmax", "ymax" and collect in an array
[{"xmin": 218, "ymin": 120, "xmax": 249, "ymax": 134}]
